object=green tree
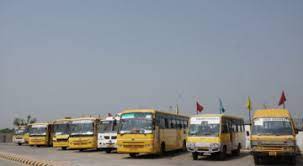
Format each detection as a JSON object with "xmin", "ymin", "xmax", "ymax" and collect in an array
[{"xmin": 13, "ymin": 115, "xmax": 37, "ymax": 127}]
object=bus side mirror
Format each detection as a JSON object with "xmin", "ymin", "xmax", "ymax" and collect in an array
[
  {"xmin": 295, "ymin": 129, "xmax": 298, "ymax": 134},
  {"xmin": 246, "ymin": 131, "xmax": 250, "ymax": 137}
]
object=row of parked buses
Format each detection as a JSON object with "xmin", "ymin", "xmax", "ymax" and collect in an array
[{"xmin": 13, "ymin": 108, "xmax": 299, "ymax": 165}]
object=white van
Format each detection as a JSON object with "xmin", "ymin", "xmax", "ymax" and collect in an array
[
  {"xmin": 98, "ymin": 115, "xmax": 120, "ymax": 153},
  {"xmin": 13, "ymin": 126, "xmax": 25, "ymax": 146}
]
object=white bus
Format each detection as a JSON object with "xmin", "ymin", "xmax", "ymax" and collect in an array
[{"xmin": 98, "ymin": 115, "xmax": 120, "ymax": 153}]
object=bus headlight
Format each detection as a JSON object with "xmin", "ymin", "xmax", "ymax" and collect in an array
[
  {"xmin": 186, "ymin": 143, "xmax": 195, "ymax": 148},
  {"xmin": 210, "ymin": 143, "xmax": 220, "ymax": 149}
]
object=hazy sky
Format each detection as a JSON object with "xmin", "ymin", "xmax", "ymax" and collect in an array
[{"xmin": 1, "ymin": 1, "xmax": 303, "ymax": 128}]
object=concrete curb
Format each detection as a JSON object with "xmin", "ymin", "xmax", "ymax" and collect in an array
[{"xmin": 0, "ymin": 151, "xmax": 53, "ymax": 166}]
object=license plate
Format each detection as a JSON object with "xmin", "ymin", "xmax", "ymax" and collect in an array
[
  {"xmin": 269, "ymin": 152, "xmax": 277, "ymax": 156},
  {"xmin": 203, "ymin": 152, "xmax": 211, "ymax": 156}
]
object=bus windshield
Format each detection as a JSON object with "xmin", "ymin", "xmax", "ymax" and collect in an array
[
  {"xmin": 54, "ymin": 123, "xmax": 69, "ymax": 135},
  {"xmin": 15, "ymin": 129, "xmax": 24, "ymax": 135},
  {"xmin": 30, "ymin": 125, "xmax": 47, "ymax": 136},
  {"xmin": 70, "ymin": 120, "xmax": 94, "ymax": 136},
  {"xmin": 120, "ymin": 113, "xmax": 153, "ymax": 134},
  {"xmin": 252, "ymin": 118, "xmax": 293, "ymax": 136},
  {"xmin": 99, "ymin": 121, "xmax": 113, "ymax": 133},
  {"xmin": 188, "ymin": 117, "xmax": 220, "ymax": 136}
]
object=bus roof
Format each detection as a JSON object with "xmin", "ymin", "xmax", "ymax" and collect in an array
[
  {"xmin": 70, "ymin": 117, "xmax": 100, "ymax": 121},
  {"xmin": 191, "ymin": 114, "xmax": 243, "ymax": 120},
  {"xmin": 31, "ymin": 122, "xmax": 49, "ymax": 126},
  {"xmin": 53, "ymin": 118, "xmax": 72, "ymax": 124},
  {"xmin": 122, "ymin": 109, "xmax": 189, "ymax": 118},
  {"xmin": 253, "ymin": 109, "xmax": 291, "ymax": 119}
]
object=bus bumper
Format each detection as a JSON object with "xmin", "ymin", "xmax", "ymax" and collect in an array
[
  {"xmin": 186, "ymin": 143, "xmax": 220, "ymax": 155},
  {"xmin": 117, "ymin": 145, "xmax": 154, "ymax": 154},
  {"xmin": 29, "ymin": 137, "xmax": 48, "ymax": 145},
  {"xmin": 251, "ymin": 146, "xmax": 297, "ymax": 157},
  {"xmin": 68, "ymin": 137, "xmax": 96, "ymax": 150}
]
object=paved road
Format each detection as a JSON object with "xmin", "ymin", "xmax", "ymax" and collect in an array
[
  {"xmin": 0, "ymin": 158, "xmax": 21, "ymax": 166},
  {"xmin": 0, "ymin": 143, "xmax": 302, "ymax": 166}
]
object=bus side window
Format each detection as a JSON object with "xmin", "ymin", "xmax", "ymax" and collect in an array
[
  {"xmin": 236, "ymin": 121, "xmax": 239, "ymax": 133},
  {"xmin": 165, "ymin": 118, "xmax": 169, "ymax": 129},
  {"xmin": 176, "ymin": 120, "xmax": 180, "ymax": 129},
  {"xmin": 159, "ymin": 118, "xmax": 165, "ymax": 129},
  {"xmin": 178, "ymin": 120, "xmax": 182, "ymax": 129},
  {"xmin": 221, "ymin": 120, "xmax": 228, "ymax": 133},
  {"xmin": 171, "ymin": 119, "xmax": 176, "ymax": 129},
  {"xmin": 227, "ymin": 120, "xmax": 232, "ymax": 133}
]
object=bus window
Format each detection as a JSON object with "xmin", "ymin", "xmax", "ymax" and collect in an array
[
  {"xmin": 165, "ymin": 118, "xmax": 169, "ymax": 129},
  {"xmin": 222, "ymin": 121, "xmax": 229, "ymax": 133}
]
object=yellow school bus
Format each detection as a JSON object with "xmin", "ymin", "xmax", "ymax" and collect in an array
[
  {"xmin": 117, "ymin": 109, "xmax": 189, "ymax": 157},
  {"xmin": 251, "ymin": 109, "xmax": 297, "ymax": 165},
  {"xmin": 29, "ymin": 122, "xmax": 54, "ymax": 147},
  {"xmin": 52, "ymin": 118, "xmax": 71, "ymax": 150},
  {"xmin": 68, "ymin": 117, "xmax": 100, "ymax": 151},
  {"xmin": 186, "ymin": 114, "xmax": 245, "ymax": 160}
]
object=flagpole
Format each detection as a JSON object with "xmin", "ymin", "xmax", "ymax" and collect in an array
[{"xmin": 249, "ymin": 108, "xmax": 252, "ymax": 125}]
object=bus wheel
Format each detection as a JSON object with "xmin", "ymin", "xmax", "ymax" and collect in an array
[
  {"xmin": 129, "ymin": 153, "xmax": 137, "ymax": 158},
  {"xmin": 61, "ymin": 147, "xmax": 67, "ymax": 150},
  {"xmin": 289, "ymin": 156, "xmax": 296, "ymax": 165},
  {"xmin": 18, "ymin": 143, "xmax": 22, "ymax": 146},
  {"xmin": 253, "ymin": 155, "xmax": 261, "ymax": 165},
  {"xmin": 79, "ymin": 149, "xmax": 84, "ymax": 152},
  {"xmin": 182, "ymin": 140, "xmax": 187, "ymax": 152},
  {"xmin": 160, "ymin": 143, "xmax": 166, "ymax": 156},
  {"xmin": 232, "ymin": 144, "xmax": 241, "ymax": 156},
  {"xmin": 192, "ymin": 152, "xmax": 198, "ymax": 160},
  {"xmin": 218, "ymin": 146, "xmax": 226, "ymax": 161},
  {"xmin": 105, "ymin": 149, "xmax": 112, "ymax": 153}
]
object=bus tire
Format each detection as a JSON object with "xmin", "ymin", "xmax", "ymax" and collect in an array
[
  {"xmin": 289, "ymin": 156, "xmax": 296, "ymax": 165},
  {"xmin": 18, "ymin": 143, "xmax": 22, "ymax": 146},
  {"xmin": 192, "ymin": 152, "xmax": 198, "ymax": 160},
  {"xmin": 129, "ymin": 153, "xmax": 137, "ymax": 158},
  {"xmin": 79, "ymin": 149, "xmax": 84, "ymax": 152},
  {"xmin": 160, "ymin": 143, "xmax": 166, "ymax": 155},
  {"xmin": 182, "ymin": 140, "xmax": 187, "ymax": 152},
  {"xmin": 232, "ymin": 144, "xmax": 241, "ymax": 156},
  {"xmin": 218, "ymin": 146, "xmax": 226, "ymax": 161},
  {"xmin": 105, "ymin": 149, "xmax": 112, "ymax": 153},
  {"xmin": 253, "ymin": 155, "xmax": 261, "ymax": 165},
  {"xmin": 61, "ymin": 147, "xmax": 67, "ymax": 150}
]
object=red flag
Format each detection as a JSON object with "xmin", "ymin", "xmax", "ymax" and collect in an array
[
  {"xmin": 196, "ymin": 101, "xmax": 204, "ymax": 113},
  {"xmin": 278, "ymin": 91, "xmax": 286, "ymax": 106}
]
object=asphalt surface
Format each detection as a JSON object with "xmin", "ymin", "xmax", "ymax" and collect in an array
[
  {"xmin": 0, "ymin": 143, "xmax": 302, "ymax": 166},
  {"xmin": 0, "ymin": 158, "xmax": 21, "ymax": 166}
]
